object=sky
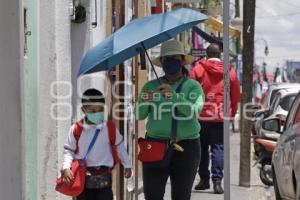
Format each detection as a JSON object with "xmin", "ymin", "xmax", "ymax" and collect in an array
[{"xmin": 254, "ymin": 0, "xmax": 300, "ymax": 73}]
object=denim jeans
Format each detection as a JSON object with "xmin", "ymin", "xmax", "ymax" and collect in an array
[{"xmin": 198, "ymin": 122, "xmax": 224, "ymax": 182}]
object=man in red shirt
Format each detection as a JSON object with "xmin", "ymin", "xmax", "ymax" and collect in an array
[{"xmin": 189, "ymin": 44, "xmax": 240, "ymax": 194}]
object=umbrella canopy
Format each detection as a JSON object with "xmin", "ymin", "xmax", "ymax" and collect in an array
[{"xmin": 78, "ymin": 8, "xmax": 208, "ymax": 76}]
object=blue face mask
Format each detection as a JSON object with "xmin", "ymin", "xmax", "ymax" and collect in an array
[
  {"xmin": 86, "ymin": 112, "xmax": 104, "ymax": 124},
  {"xmin": 162, "ymin": 57, "xmax": 182, "ymax": 75}
]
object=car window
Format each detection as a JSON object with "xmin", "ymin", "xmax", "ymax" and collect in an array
[{"xmin": 280, "ymin": 95, "xmax": 296, "ymax": 111}]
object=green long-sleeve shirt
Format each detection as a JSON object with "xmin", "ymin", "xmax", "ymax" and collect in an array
[{"xmin": 135, "ymin": 78, "xmax": 205, "ymax": 140}]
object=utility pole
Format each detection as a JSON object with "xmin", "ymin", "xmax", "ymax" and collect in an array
[
  {"xmin": 239, "ymin": 0, "xmax": 256, "ymax": 187},
  {"xmin": 113, "ymin": 0, "xmax": 125, "ymax": 199}
]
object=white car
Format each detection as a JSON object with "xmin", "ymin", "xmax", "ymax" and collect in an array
[
  {"xmin": 260, "ymin": 88, "xmax": 300, "ymax": 140},
  {"xmin": 262, "ymin": 83, "xmax": 300, "ymax": 110},
  {"xmin": 253, "ymin": 83, "xmax": 300, "ymax": 136},
  {"xmin": 262, "ymin": 91, "xmax": 300, "ymax": 199}
]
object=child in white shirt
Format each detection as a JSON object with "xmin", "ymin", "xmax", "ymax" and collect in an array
[{"xmin": 62, "ymin": 89, "xmax": 131, "ymax": 200}]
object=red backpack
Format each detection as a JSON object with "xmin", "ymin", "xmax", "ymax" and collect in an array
[{"xmin": 73, "ymin": 120, "xmax": 121, "ymax": 167}]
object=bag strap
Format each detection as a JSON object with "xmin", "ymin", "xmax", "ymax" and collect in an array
[
  {"xmin": 83, "ymin": 127, "xmax": 101, "ymax": 161},
  {"xmin": 107, "ymin": 121, "xmax": 121, "ymax": 167},
  {"xmin": 73, "ymin": 119, "xmax": 84, "ymax": 154},
  {"xmin": 74, "ymin": 120, "xmax": 120, "ymax": 166},
  {"xmin": 170, "ymin": 78, "xmax": 187, "ymax": 142}
]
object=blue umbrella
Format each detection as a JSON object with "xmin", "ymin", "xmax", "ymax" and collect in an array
[{"xmin": 78, "ymin": 8, "xmax": 208, "ymax": 76}]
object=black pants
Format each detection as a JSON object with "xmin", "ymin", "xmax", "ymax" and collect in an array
[
  {"xmin": 76, "ymin": 187, "xmax": 113, "ymax": 200},
  {"xmin": 143, "ymin": 138, "xmax": 201, "ymax": 200},
  {"xmin": 198, "ymin": 122, "xmax": 224, "ymax": 182}
]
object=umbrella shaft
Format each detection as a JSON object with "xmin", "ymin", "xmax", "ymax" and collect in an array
[{"xmin": 141, "ymin": 43, "xmax": 162, "ymax": 85}]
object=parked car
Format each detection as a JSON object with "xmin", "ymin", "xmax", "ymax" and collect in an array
[
  {"xmin": 262, "ymin": 91, "xmax": 300, "ymax": 199},
  {"xmin": 261, "ymin": 83, "xmax": 300, "ymax": 110},
  {"xmin": 252, "ymin": 83, "xmax": 300, "ymax": 137},
  {"xmin": 259, "ymin": 88, "xmax": 300, "ymax": 140}
]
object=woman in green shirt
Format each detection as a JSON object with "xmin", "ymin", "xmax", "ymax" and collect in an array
[{"xmin": 135, "ymin": 40, "xmax": 205, "ymax": 200}]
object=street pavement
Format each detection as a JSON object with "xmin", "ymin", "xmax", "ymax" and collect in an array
[{"xmin": 139, "ymin": 132, "xmax": 275, "ymax": 200}]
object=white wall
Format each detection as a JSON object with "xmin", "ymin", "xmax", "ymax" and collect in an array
[
  {"xmin": 38, "ymin": 0, "xmax": 59, "ymax": 199},
  {"xmin": 55, "ymin": 0, "xmax": 73, "ymax": 199},
  {"xmin": 38, "ymin": 0, "xmax": 72, "ymax": 199},
  {"xmin": 0, "ymin": 0, "xmax": 24, "ymax": 199}
]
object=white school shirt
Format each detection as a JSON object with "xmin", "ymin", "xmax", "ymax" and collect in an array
[{"xmin": 63, "ymin": 121, "xmax": 131, "ymax": 170}]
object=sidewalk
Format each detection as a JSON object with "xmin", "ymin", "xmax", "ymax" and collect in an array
[{"xmin": 139, "ymin": 132, "xmax": 275, "ymax": 200}]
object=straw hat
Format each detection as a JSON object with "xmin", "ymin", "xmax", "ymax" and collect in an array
[{"xmin": 152, "ymin": 40, "xmax": 194, "ymax": 67}]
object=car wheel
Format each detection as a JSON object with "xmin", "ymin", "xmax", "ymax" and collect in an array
[{"xmin": 272, "ymin": 167, "xmax": 283, "ymax": 200}]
